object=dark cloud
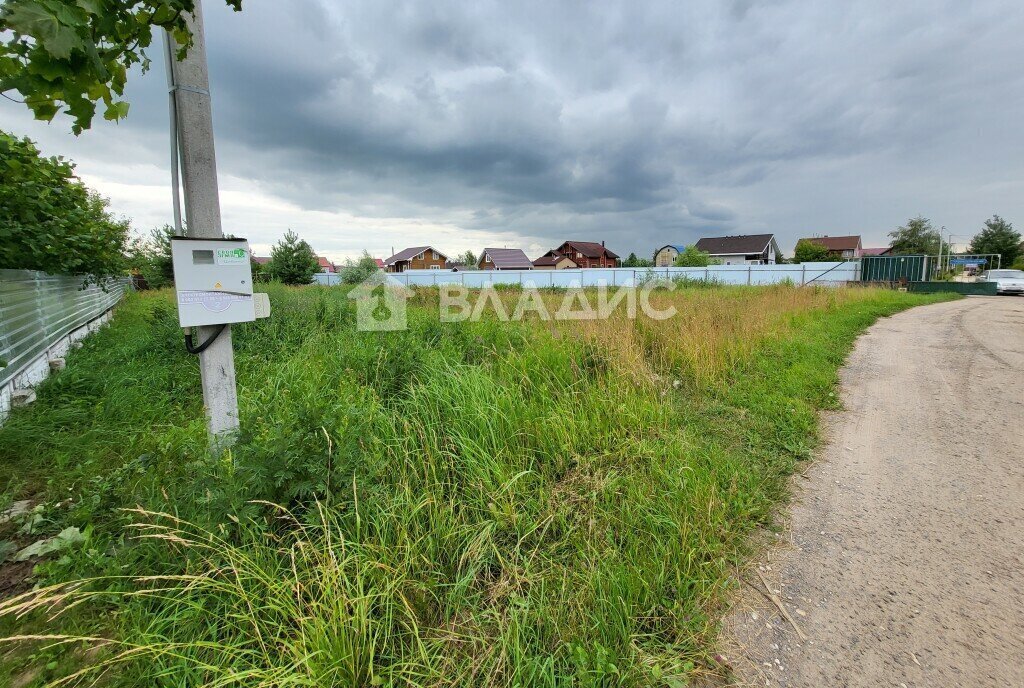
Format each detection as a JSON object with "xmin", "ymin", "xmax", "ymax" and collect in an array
[{"xmin": 3, "ymin": 0, "xmax": 1023, "ymax": 260}]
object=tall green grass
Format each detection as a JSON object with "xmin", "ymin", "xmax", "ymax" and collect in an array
[{"xmin": 0, "ymin": 283, "xmax": 953, "ymax": 686}]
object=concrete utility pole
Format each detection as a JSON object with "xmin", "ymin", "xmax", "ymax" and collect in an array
[{"xmin": 170, "ymin": 2, "xmax": 240, "ymax": 440}]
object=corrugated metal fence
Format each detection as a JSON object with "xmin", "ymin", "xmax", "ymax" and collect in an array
[
  {"xmin": 0, "ymin": 270, "xmax": 129, "ymax": 387},
  {"xmin": 314, "ymin": 262, "xmax": 861, "ymax": 288}
]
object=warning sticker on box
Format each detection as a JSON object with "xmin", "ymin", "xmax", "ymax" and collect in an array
[
  {"xmin": 215, "ymin": 248, "xmax": 248, "ymax": 265},
  {"xmin": 179, "ymin": 291, "xmax": 252, "ymax": 313}
]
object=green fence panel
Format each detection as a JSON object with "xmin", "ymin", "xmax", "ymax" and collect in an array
[
  {"xmin": 860, "ymin": 255, "xmax": 933, "ymax": 282},
  {"xmin": 907, "ymin": 281, "xmax": 998, "ymax": 295}
]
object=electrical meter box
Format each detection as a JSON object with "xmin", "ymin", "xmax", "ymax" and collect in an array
[{"xmin": 171, "ymin": 237, "xmax": 256, "ymax": 327}]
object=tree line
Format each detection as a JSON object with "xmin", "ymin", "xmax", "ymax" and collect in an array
[{"xmin": 793, "ymin": 216, "xmax": 1022, "ymax": 267}]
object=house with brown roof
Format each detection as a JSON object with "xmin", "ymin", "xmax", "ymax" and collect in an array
[
  {"xmin": 799, "ymin": 235, "xmax": 863, "ymax": 259},
  {"xmin": 691, "ymin": 234, "xmax": 781, "ymax": 265},
  {"xmin": 860, "ymin": 246, "xmax": 892, "ymax": 257},
  {"xmin": 478, "ymin": 248, "xmax": 534, "ymax": 270},
  {"xmin": 533, "ymin": 250, "xmax": 579, "ymax": 270},
  {"xmin": 383, "ymin": 246, "xmax": 449, "ymax": 272},
  {"xmin": 317, "ymin": 256, "xmax": 337, "ymax": 273},
  {"xmin": 551, "ymin": 240, "xmax": 619, "ymax": 268}
]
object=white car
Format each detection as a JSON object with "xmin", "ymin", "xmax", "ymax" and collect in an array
[{"xmin": 980, "ymin": 269, "xmax": 1024, "ymax": 295}]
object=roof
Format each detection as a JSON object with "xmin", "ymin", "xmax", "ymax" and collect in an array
[
  {"xmin": 481, "ymin": 247, "xmax": 534, "ymax": 269},
  {"xmin": 657, "ymin": 245, "xmax": 689, "ymax": 253},
  {"xmin": 860, "ymin": 247, "xmax": 892, "ymax": 256},
  {"xmin": 694, "ymin": 234, "xmax": 775, "ymax": 255},
  {"xmin": 373, "ymin": 258, "xmax": 385, "ymax": 268},
  {"xmin": 533, "ymin": 253, "xmax": 578, "ymax": 267},
  {"xmin": 317, "ymin": 256, "xmax": 335, "ymax": 269},
  {"xmin": 559, "ymin": 240, "xmax": 620, "ymax": 259},
  {"xmin": 383, "ymin": 246, "xmax": 447, "ymax": 266},
  {"xmin": 802, "ymin": 235, "xmax": 862, "ymax": 251}
]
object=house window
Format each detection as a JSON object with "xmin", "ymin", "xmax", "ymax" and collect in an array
[
  {"xmin": 430, "ymin": 264, "xmax": 440, "ymax": 270},
  {"xmin": 416, "ymin": 252, "xmax": 424, "ymax": 260},
  {"xmin": 432, "ymin": 250, "xmax": 439, "ymax": 260}
]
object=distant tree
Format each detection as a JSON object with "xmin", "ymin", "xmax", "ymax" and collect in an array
[
  {"xmin": 459, "ymin": 250, "xmax": 477, "ymax": 267},
  {"xmin": 889, "ymin": 216, "xmax": 941, "ymax": 255},
  {"xmin": 622, "ymin": 252, "xmax": 653, "ymax": 267},
  {"xmin": 340, "ymin": 251, "xmax": 382, "ymax": 284},
  {"xmin": 250, "ymin": 256, "xmax": 268, "ymax": 283},
  {"xmin": 793, "ymin": 239, "xmax": 830, "ymax": 264},
  {"xmin": 969, "ymin": 215, "xmax": 1021, "ymax": 268},
  {"xmin": 127, "ymin": 224, "xmax": 175, "ymax": 287},
  {"xmin": 267, "ymin": 230, "xmax": 319, "ymax": 285},
  {"xmin": 673, "ymin": 245, "xmax": 713, "ymax": 267},
  {"xmin": 0, "ymin": 130, "xmax": 130, "ymax": 279}
]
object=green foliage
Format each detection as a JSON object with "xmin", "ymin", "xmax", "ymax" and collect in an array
[
  {"xmin": 126, "ymin": 224, "xmax": 175, "ymax": 287},
  {"xmin": 793, "ymin": 239, "xmax": 831, "ymax": 263},
  {"xmin": 672, "ymin": 245, "xmax": 714, "ymax": 267},
  {"xmin": 0, "ymin": 0, "xmax": 242, "ymax": 133},
  {"xmin": 889, "ymin": 216, "xmax": 941, "ymax": 255},
  {"xmin": 250, "ymin": 255, "xmax": 268, "ymax": 282},
  {"xmin": 459, "ymin": 249, "xmax": 477, "ymax": 266},
  {"xmin": 0, "ymin": 130, "xmax": 130, "ymax": 278},
  {"xmin": 622, "ymin": 252, "xmax": 654, "ymax": 268},
  {"xmin": 0, "ymin": 285, "xmax": 957, "ymax": 686},
  {"xmin": 969, "ymin": 215, "xmax": 1021, "ymax": 267},
  {"xmin": 340, "ymin": 250, "xmax": 382, "ymax": 285},
  {"xmin": 267, "ymin": 229, "xmax": 319, "ymax": 285}
]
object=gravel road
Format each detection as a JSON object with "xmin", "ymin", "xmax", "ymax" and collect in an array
[{"xmin": 720, "ymin": 296, "xmax": 1024, "ymax": 688}]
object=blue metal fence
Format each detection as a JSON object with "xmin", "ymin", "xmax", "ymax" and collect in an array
[{"xmin": 314, "ymin": 262, "xmax": 859, "ymax": 288}]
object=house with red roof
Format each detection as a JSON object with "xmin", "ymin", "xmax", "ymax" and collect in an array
[
  {"xmin": 550, "ymin": 240, "xmax": 619, "ymax": 268},
  {"xmin": 533, "ymin": 250, "xmax": 579, "ymax": 270}
]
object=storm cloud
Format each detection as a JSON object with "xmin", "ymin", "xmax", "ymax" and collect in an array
[{"xmin": 3, "ymin": 0, "xmax": 1023, "ymax": 261}]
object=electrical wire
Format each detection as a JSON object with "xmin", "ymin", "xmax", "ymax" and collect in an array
[{"xmin": 184, "ymin": 324, "xmax": 227, "ymax": 355}]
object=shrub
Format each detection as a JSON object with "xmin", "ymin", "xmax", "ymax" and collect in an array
[
  {"xmin": 0, "ymin": 130, "xmax": 130, "ymax": 279},
  {"xmin": 672, "ymin": 245, "xmax": 714, "ymax": 267},
  {"xmin": 340, "ymin": 250, "xmax": 382, "ymax": 284},
  {"xmin": 793, "ymin": 239, "xmax": 831, "ymax": 263}
]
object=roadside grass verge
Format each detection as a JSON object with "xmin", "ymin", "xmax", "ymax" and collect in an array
[{"xmin": 0, "ymin": 283, "xmax": 954, "ymax": 686}]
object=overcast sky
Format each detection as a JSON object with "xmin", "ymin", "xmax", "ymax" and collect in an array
[{"xmin": 3, "ymin": 0, "xmax": 1023, "ymax": 261}]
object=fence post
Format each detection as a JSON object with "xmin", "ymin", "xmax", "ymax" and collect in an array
[
  {"xmin": 747, "ymin": 266, "xmax": 752, "ymax": 285},
  {"xmin": 801, "ymin": 264, "xmax": 806, "ymax": 285}
]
